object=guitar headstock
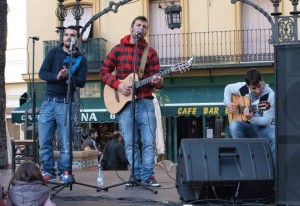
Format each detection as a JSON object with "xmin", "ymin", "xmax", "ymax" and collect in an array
[
  {"xmin": 171, "ymin": 55, "xmax": 195, "ymax": 73},
  {"xmin": 258, "ymin": 101, "xmax": 271, "ymax": 111}
]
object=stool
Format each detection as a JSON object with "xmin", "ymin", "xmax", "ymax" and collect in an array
[{"xmin": 11, "ymin": 139, "xmax": 37, "ymax": 172}]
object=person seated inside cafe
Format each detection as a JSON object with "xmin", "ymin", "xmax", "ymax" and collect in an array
[
  {"xmin": 81, "ymin": 128, "xmax": 98, "ymax": 151},
  {"xmin": 101, "ymin": 131, "xmax": 129, "ymax": 170}
]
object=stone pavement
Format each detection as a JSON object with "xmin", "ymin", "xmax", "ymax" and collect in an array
[
  {"xmin": 0, "ymin": 161, "xmax": 276, "ymax": 206},
  {"xmin": 0, "ymin": 163, "xmax": 182, "ymax": 206}
]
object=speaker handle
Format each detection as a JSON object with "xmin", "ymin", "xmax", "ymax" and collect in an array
[{"xmin": 219, "ymin": 147, "xmax": 239, "ymax": 158}]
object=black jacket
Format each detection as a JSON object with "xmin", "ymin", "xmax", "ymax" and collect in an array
[{"xmin": 101, "ymin": 139, "xmax": 128, "ymax": 170}]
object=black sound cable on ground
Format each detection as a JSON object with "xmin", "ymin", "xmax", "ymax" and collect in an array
[
  {"xmin": 52, "ymin": 194, "xmax": 182, "ymax": 206},
  {"xmin": 186, "ymin": 195, "xmax": 275, "ymax": 206}
]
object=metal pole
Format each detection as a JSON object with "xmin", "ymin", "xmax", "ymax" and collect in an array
[
  {"xmin": 72, "ymin": 0, "xmax": 84, "ymax": 151},
  {"xmin": 31, "ymin": 38, "xmax": 38, "ymax": 164},
  {"xmin": 290, "ymin": 0, "xmax": 300, "ymax": 42}
]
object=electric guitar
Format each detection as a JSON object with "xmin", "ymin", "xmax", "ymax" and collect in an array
[
  {"xmin": 228, "ymin": 94, "xmax": 271, "ymax": 124},
  {"xmin": 104, "ymin": 56, "xmax": 195, "ymax": 114}
]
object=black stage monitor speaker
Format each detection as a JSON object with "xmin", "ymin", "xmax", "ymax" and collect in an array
[
  {"xmin": 176, "ymin": 138, "xmax": 274, "ymax": 202},
  {"xmin": 275, "ymin": 44, "xmax": 300, "ymax": 205}
]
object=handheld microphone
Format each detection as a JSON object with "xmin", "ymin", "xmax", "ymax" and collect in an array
[
  {"xmin": 135, "ymin": 28, "xmax": 143, "ymax": 35},
  {"xmin": 29, "ymin": 36, "xmax": 39, "ymax": 41},
  {"xmin": 69, "ymin": 36, "xmax": 76, "ymax": 51}
]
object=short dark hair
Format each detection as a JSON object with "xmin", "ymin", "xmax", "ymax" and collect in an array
[
  {"xmin": 65, "ymin": 25, "xmax": 80, "ymax": 38},
  {"xmin": 111, "ymin": 131, "xmax": 122, "ymax": 139},
  {"xmin": 131, "ymin": 16, "xmax": 148, "ymax": 27},
  {"xmin": 245, "ymin": 68, "xmax": 263, "ymax": 86},
  {"xmin": 89, "ymin": 128, "xmax": 97, "ymax": 136}
]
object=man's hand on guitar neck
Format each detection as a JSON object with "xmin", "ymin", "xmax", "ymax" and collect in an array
[
  {"xmin": 118, "ymin": 83, "xmax": 132, "ymax": 96},
  {"xmin": 151, "ymin": 74, "xmax": 164, "ymax": 89}
]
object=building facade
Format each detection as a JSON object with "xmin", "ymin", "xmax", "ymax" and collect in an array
[{"xmin": 5, "ymin": 0, "xmax": 28, "ymax": 141}]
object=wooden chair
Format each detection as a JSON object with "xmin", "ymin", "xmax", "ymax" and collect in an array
[
  {"xmin": 11, "ymin": 107, "xmax": 40, "ymax": 172},
  {"xmin": 11, "ymin": 139, "xmax": 37, "ymax": 172}
]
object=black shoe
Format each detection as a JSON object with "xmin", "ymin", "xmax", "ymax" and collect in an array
[
  {"xmin": 125, "ymin": 178, "xmax": 142, "ymax": 187},
  {"xmin": 142, "ymin": 176, "xmax": 161, "ymax": 187}
]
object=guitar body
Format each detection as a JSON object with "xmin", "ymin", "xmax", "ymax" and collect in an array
[
  {"xmin": 103, "ymin": 73, "xmax": 138, "ymax": 114},
  {"xmin": 228, "ymin": 94, "xmax": 250, "ymax": 124}
]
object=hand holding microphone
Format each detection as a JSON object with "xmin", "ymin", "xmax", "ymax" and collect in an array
[{"xmin": 57, "ymin": 66, "xmax": 68, "ymax": 80}]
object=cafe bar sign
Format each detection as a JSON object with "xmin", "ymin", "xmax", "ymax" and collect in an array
[{"xmin": 161, "ymin": 103, "xmax": 227, "ymax": 117}]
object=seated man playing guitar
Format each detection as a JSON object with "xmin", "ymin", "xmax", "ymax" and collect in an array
[
  {"xmin": 224, "ymin": 68, "xmax": 275, "ymax": 161},
  {"xmin": 100, "ymin": 16, "xmax": 163, "ymax": 187}
]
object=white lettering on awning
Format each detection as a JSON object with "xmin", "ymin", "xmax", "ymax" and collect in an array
[
  {"xmin": 110, "ymin": 114, "xmax": 115, "ymax": 119},
  {"xmin": 81, "ymin": 112, "xmax": 98, "ymax": 122}
]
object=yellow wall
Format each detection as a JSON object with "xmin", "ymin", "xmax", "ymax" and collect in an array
[
  {"xmin": 26, "ymin": 0, "xmax": 56, "ymax": 78},
  {"xmin": 99, "ymin": 0, "xmax": 149, "ymax": 50},
  {"xmin": 183, "ymin": 0, "xmax": 238, "ymax": 32},
  {"xmin": 26, "ymin": 0, "xmax": 241, "ymax": 77}
]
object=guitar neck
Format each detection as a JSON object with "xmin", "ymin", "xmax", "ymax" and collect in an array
[{"xmin": 135, "ymin": 68, "xmax": 173, "ymax": 89}]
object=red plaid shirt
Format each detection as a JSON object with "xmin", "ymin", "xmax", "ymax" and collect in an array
[{"xmin": 100, "ymin": 35, "xmax": 160, "ymax": 98}]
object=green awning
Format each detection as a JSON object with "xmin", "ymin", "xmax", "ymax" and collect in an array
[
  {"xmin": 157, "ymin": 85, "xmax": 227, "ymax": 117},
  {"xmin": 11, "ymin": 98, "xmax": 117, "ymax": 123}
]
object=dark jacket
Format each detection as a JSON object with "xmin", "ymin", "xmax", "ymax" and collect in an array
[
  {"xmin": 101, "ymin": 139, "xmax": 128, "ymax": 170},
  {"xmin": 6, "ymin": 181, "xmax": 51, "ymax": 206},
  {"xmin": 39, "ymin": 44, "xmax": 87, "ymax": 98}
]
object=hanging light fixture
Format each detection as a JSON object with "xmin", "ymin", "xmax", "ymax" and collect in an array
[{"xmin": 164, "ymin": 2, "xmax": 182, "ymax": 30}]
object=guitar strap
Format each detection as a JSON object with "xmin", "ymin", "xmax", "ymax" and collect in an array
[
  {"xmin": 113, "ymin": 45, "xmax": 149, "ymax": 79},
  {"xmin": 239, "ymin": 84, "xmax": 249, "ymax": 96},
  {"xmin": 138, "ymin": 45, "xmax": 150, "ymax": 79}
]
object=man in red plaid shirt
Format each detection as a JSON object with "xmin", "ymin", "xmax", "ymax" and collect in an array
[{"xmin": 100, "ymin": 16, "xmax": 163, "ymax": 187}]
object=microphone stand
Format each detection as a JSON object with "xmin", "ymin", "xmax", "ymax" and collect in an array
[
  {"xmin": 96, "ymin": 33, "xmax": 157, "ymax": 194},
  {"xmin": 30, "ymin": 38, "xmax": 39, "ymax": 165},
  {"xmin": 50, "ymin": 44, "xmax": 98, "ymax": 196}
]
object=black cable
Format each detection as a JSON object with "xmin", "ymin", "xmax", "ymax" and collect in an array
[
  {"xmin": 159, "ymin": 158, "xmax": 176, "ymax": 181},
  {"xmin": 108, "ymin": 156, "xmax": 177, "ymax": 190},
  {"xmin": 114, "ymin": 170, "xmax": 126, "ymax": 183},
  {"xmin": 186, "ymin": 195, "xmax": 275, "ymax": 206},
  {"xmin": 52, "ymin": 194, "xmax": 182, "ymax": 205}
]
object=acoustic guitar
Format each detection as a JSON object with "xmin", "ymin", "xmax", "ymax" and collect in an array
[
  {"xmin": 228, "ymin": 94, "xmax": 271, "ymax": 124},
  {"xmin": 104, "ymin": 56, "xmax": 195, "ymax": 114}
]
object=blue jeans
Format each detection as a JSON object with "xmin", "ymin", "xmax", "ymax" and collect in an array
[
  {"xmin": 38, "ymin": 100, "xmax": 74, "ymax": 176},
  {"xmin": 229, "ymin": 121, "xmax": 275, "ymax": 161},
  {"xmin": 118, "ymin": 99, "xmax": 157, "ymax": 181}
]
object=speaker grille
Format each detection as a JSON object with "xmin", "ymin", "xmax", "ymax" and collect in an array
[
  {"xmin": 176, "ymin": 138, "xmax": 274, "ymax": 202},
  {"xmin": 275, "ymin": 44, "xmax": 300, "ymax": 205}
]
